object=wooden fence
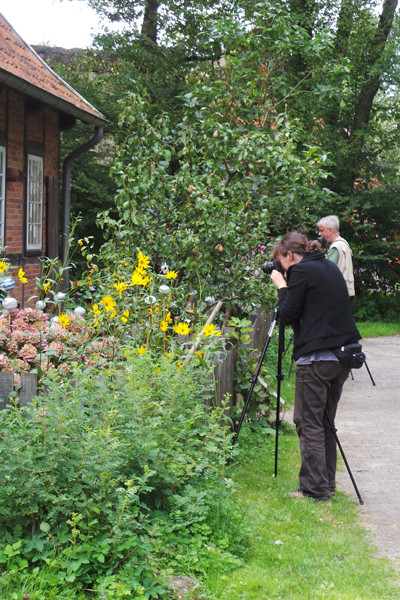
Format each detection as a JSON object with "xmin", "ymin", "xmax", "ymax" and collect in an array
[
  {"xmin": 0, "ymin": 310, "xmax": 273, "ymax": 410},
  {"xmin": 0, "ymin": 372, "xmax": 37, "ymax": 410},
  {"xmin": 211, "ymin": 308, "xmax": 273, "ymax": 409}
]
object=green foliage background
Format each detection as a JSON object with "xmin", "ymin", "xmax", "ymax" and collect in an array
[{"xmin": 45, "ymin": 0, "xmax": 400, "ymax": 320}]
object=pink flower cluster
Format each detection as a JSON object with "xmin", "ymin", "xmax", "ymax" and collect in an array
[
  {"xmin": 0, "ymin": 308, "xmax": 47, "ymax": 372},
  {"xmin": 0, "ymin": 307, "xmax": 110, "ymax": 376}
]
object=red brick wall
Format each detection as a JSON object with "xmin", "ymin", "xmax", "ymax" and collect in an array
[
  {"xmin": 45, "ymin": 111, "xmax": 60, "ymax": 177},
  {"xmin": 4, "ymin": 91, "xmax": 24, "ymax": 255},
  {"xmin": 0, "ymin": 88, "xmax": 61, "ymax": 307},
  {"xmin": 26, "ymin": 106, "xmax": 44, "ymax": 144}
]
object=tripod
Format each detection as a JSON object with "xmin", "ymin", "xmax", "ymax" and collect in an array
[
  {"xmin": 324, "ymin": 408, "xmax": 364, "ymax": 504},
  {"xmin": 229, "ymin": 306, "xmax": 364, "ymax": 503},
  {"xmin": 229, "ymin": 306, "xmax": 284, "ymax": 475},
  {"xmin": 350, "ymin": 359, "xmax": 376, "ymax": 386}
]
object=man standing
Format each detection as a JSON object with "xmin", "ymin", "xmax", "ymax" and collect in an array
[{"xmin": 317, "ymin": 215, "xmax": 355, "ymax": 296}]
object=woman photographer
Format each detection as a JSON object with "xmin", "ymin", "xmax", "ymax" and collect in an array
[{"xmin": 270, "ymin": 231, "xmax": 360, "ymax": 502}]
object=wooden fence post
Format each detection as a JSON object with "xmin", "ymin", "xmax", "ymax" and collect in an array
[
  {"xmin": 0, "ymin": 372, "xmax": 38, "ymax": 409},
  {"xmin": 0, "ymin": 372, "xmax": 14, "ymax": 410},
  {"xmin": 20, "ymin": 372, "xmax": 38, "ymax": 407}
]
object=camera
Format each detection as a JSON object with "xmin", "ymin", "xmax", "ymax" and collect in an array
[
  {"xmin": 315, "ymin": 235, "xmax": 327, "ymax": 248},
  {"xmin": 262, "ymin": 259, "xmax": 283, "ymax": 275}
]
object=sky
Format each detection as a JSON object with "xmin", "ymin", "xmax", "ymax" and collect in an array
[{"xmin": 0, "ymin": 0, "xmax": 108, "ymax": 48}]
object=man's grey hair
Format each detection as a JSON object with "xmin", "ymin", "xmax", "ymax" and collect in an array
[{"xmin": 317, "ymin": 215, "xmax": 340, "ymax": 232}]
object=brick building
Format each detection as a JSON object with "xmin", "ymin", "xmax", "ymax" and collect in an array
[{"xmin": 0, "ymin": 13, "xmax": 107, "ymax": 306}]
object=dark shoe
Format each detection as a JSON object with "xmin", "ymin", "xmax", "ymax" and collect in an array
[{"xmin": 314, "ymin": 495, "xmax": 331, "ymax": 503}]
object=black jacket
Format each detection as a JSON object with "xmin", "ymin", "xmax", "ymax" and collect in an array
[{"xmin": 277, "ymin": 251, "xmax": 360, "ymax": 360}]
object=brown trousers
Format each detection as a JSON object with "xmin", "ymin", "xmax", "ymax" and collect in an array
[{"xmin": 294, "ymin": 361, "xmax": 350, "ymax": 498}]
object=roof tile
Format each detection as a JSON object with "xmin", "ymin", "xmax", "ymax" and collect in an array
[{"xmin": 0, "ymin": 13, "xmax": 106, "ymax": 125}]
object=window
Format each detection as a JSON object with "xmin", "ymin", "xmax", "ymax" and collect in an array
[
  {"xmin": 26, "ymin": 154, "xmax": 43, "ymax": 250},
  {"xmin": 0, "ymin": 147, "xmax": 5, "ymax": 245}
]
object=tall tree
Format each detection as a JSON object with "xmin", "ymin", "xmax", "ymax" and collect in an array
[
  {"xmin": 268, "ymin": 0, "xmax": 400, "ymax": 192},
  {"xmin": 239, "ymin": 1, "xmax": 400, "ymax": 300},
  {"xmin": 54, "ymin": 0, "xmax": 400, "ymax": 303},
  {"xmin": 72, "ymin": 0, "xmax": 237, "ymax": 55},
  {"xmin": 96, "ymin": 16, "xmax": 335, "ymax": 322}
]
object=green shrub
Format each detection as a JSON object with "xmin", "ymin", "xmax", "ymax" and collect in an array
[
  {"xmin": 0, "ymin": 351, "xmax": 243, "ymax": 598},
  {"xmin": 351, "ymin": 291, "xmax": 400, "ymax": 322}
]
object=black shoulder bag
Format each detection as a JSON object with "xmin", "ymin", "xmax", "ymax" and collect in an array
[{"xmin": 332, "ymin": 343, "xmax": 365, "ymax": 369}]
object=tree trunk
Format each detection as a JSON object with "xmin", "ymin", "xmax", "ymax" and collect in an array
[
  {"xmin": 288, "ymin": 0, "xmax": 315, "ymax": 75},
  {"xmin": 334, "ymin": 0, "xmax": 360, "ymax": 56},
  {"xmin": 288, "ymin": 0, "xmax": 315, "ymax": 36},
  {"xmin": 353, "ymin": 0, "xmax": 398, "ymax": 130},
  {"xmin": 141, "ymin": 0, "xmax": 160, "ymax": 44},
  {"xmin": 330, "ymin": 0, "xmax": 399, "ymax": 193}
]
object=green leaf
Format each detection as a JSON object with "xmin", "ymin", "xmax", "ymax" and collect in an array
[{"xmin": 40, "ymin": 522, "xmax": 51, "ymax": 533}]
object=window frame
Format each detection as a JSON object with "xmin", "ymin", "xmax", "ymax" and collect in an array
[{"xmin": 26, "ymin": 153, "xmax": 44, "ymax": 251}]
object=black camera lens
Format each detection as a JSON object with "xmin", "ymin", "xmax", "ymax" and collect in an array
[
  {"xmin": 315, "ymin": 235, "xmax": 327, "ymax": 248},
  {"xmin": 262, "ymin": 259, "xmax": 283, "ymax": 274}
]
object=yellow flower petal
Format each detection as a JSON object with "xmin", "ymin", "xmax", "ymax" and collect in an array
[
  {"xmin": 166, "ymin": 270, "xmax": 178, "ymax": 280},
  {"xmin": 18, "ymin": 268, "xmax": 28, "ymax": 284}
]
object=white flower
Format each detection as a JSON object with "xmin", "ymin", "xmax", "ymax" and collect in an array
[
  {"xmin": 2, "ymin": 296, "xmax": 18, "ymax": 310},
  {"xmin": 159, "ymin": 285, "xmax": 170, "ymax": 295}
]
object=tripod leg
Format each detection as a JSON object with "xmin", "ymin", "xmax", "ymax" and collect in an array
[
  {"xmin": 229, "ymin": 307, "xmax": 279, "ymax": 458},
  {"xmin": 324, "ymin": 408, "xmax": 364, "ymax": 505},
  {"xmin": 274, "ymin": 320, "xmax": 285, "ymax": 477},
  {"xmin": 283, "ymin": 334, "xmax": 293, "ymax": 357},
  {"xmin": 364, "ymin": 360, "xmax": 376, "ymax": 386}
]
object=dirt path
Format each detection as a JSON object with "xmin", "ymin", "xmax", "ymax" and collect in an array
[
  {"xmin": 334, "ymin": 335, "xmax": 400, "ymax": 569},
  {"xmin": 283, "ymin": 335, "xmax": 400, "ymax": 569}
]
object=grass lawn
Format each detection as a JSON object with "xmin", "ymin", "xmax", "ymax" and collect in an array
[
  {"xmin": 205, "ymin": 323, "xmax": 400, "ymax": 599},
  {"xmin": 357, "ymin": 321, "xmax": 400, "ymax": 338},
  {"xmin": 207, "ymin": 425, "xmax": 400, "ymax": 599}
]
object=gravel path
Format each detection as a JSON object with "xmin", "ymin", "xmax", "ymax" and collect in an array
[
  {"xmin": 334, "ymin": 335, "xmax": 400, "ymax": 569},
  {"xmin": 283, "ymin": 335, "xmax": 400, "ymax": 569}
]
